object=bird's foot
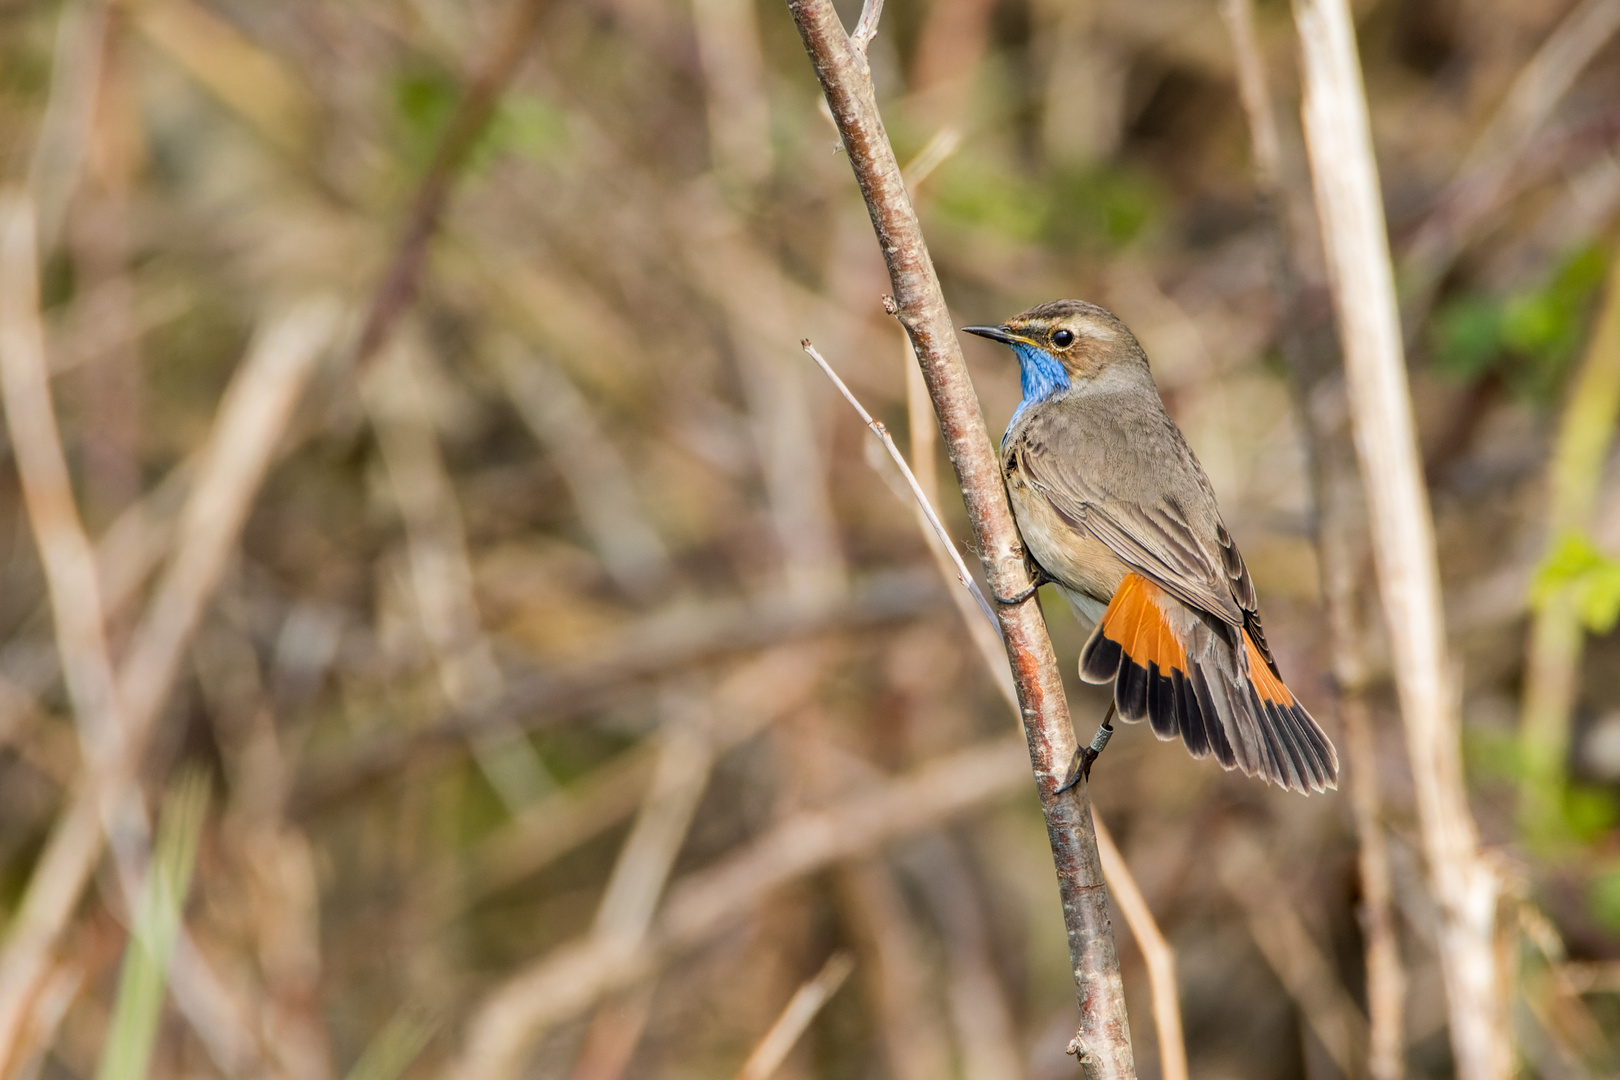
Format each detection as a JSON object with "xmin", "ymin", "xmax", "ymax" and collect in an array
[
  {"xmin": 1055, "ymin": 707, "xmax": 1116, "ymax": 796},
  {"xmin": 994, "ymin": 580, "xmax": 1040, "ymax": 606}
]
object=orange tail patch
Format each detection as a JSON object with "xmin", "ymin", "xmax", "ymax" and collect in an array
[
  {"xmin": 1242, "ymin": 630, "xmax": 1295, "ymax": 708},
  {"xmin": 1241, "ymin": 627, "xmax": 1338, "ymax": 790},
  {"xmin": 1080, "ymin": 574, "xmax": 1189, "ymax": 734}
]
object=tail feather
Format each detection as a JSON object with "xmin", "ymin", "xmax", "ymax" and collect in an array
[{"xmin": 1078, "ymin": 573, "xmax": 1340, "ymax": 793}]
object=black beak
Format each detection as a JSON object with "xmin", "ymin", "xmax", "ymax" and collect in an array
[{"xmin": 962, "ymin": 325, "xmax": 1021, "ymax": 345}]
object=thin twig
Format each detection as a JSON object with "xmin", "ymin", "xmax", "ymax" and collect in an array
[
  {"xmin": 849, "ymin": 0, "xmax": 883, "ymax": 57},
  {"xmin": 732, "ymin": 952, "xmax": 854, "ymax": 1080},
  {"xmin": 1291, "ymin": 0, "xmax": 1507, "ymax": 1074},
  {"xmin": 783, "ymin": 3, "xmax": 1133, "ymax": 1072},
  {"xmin": 802, "ymin": 340, "xmax": 998, "ymax": 634}
]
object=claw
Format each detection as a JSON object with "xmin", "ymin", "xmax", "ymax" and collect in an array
[{"xmin": 1055, "ymin": 704, "xmax": 1116, "ymax": 796}]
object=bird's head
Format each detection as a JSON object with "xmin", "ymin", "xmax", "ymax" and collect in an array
[{"xmin": 963, "ymin": 300, "xmax": 1149, "ymax": 416}]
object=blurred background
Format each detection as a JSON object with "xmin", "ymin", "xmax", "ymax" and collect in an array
[{"xmin": 0, "ymin": 0, "xmax": 1618, "ymax": 1077}]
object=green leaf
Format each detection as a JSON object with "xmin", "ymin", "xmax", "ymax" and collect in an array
[
  {"xmin": 1431, "ymin": 294, "xmax": 1503, "ymax": 380},
  {"xmin": 343, "ymin": 1009, "xmax": 437, "ymax": 1080},
  {"xmin": 1530, "ymin": 531, "xmax": 1620, "ymax": 634},
  {"xmin": 394, "ymin": 69, "xmax": 461, "ymax": 166},
  {"xmin": 1428, "ymin": 244, "xmax": 1608, "ymax": 400},
  {"xmin": 96, "ymin": 770, "xmax": 211, "ymax": 1080},
  {"xmin": 933, "ymin": 155, "xmax": 1050, "ymax": 243},
  {"xmin": 1563, "ymin": 784, "xmax": 1619, "ymax": 843},
  {"xmin": 1589, "ymin": 866, "xmax": 1620, "ymax": 933},
  {"xmin": 487, "ymin": 95, "xmax": 568, "ymax": 163},
  {"xmin": 1044, "ymin": 165, "xmax": 1160, "ymax": 251}
]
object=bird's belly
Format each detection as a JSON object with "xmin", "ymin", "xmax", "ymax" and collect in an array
[{"xmin": 1007, "ymin": 478, "xmax": 1129, "ymax": 618}]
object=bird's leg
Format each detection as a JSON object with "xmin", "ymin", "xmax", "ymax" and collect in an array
[
  {"xmin": 993, "ymin": 564, "xmax": 1052, "ymax": 607},
  {"xmin": 1056, "ymin": 702, "xmax": 1116, "ymax": 795}
]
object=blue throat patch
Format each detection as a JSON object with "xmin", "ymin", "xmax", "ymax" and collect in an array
[{"xmin": 1005, "ymin": 343, "xmax": 1071, "ymax": 442}]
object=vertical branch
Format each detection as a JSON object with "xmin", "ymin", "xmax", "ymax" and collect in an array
[
  {"xmin": 805, "ymin": 340, "xmax": 1182, "ymax": 1074},
  {"xmin": 781, "ymin": 2, "xmax": 1134, "ymax": 1074},
  {"xmin": 1216, "ymin": 0, "xmax": 1407, "ymax": 1074},
  {"xmin": 1290, "ymin": 0, "xmax": 1507, "ymax": 1076}
]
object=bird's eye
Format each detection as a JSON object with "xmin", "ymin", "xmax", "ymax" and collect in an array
[{"xmin": 1051, "ymin": 329, "xmax": 1075, "ymax": 349}]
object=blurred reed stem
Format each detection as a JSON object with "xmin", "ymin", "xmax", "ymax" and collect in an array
[
  {"xmin": 1291, "ymin": 0, "xmax": 1508, "ymax": 1073},
  {"xmin": 1518, "ymin": 241, "xmax": 1620, "ymax": 842}
]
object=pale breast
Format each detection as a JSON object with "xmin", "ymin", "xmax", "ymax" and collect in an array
[{"xmin": 1004, "ymin": 451, "xmax": 1129, "ymax": 616}]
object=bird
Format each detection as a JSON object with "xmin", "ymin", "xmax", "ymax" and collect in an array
[{"xmin": 963, "ymin": 300, "xmax": 1338, "ymax": 794}]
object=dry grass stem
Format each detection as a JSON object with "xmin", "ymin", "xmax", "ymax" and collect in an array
[
  {"xmin": 1291, "ymin": 0, "xmax": 1506, "ymax": 1072},
  {"xmin": 0, "ymin": 193, "xmax": 124, "ymax": 771},
  {"xmin": 802, "ymin": 340, "xmax": 996, "ymax": 633},
  {"xmin": 591, "ymin": 688, "xmax": 715, "ymax": 946},
  {"xmin": 0, "ymin": 267, "xmax": 336, "ymax": 1067},
  {"xmin": 566, "ymin": 988, "xmax": 657, "ymax": 1080},
  {"xmin": 732, "ymin": 952, "xmax": 854, "ymax": 1080},
  {"xmin": 1215, "ymin": 0, "xmax": 1280, "ymax": 190},
  {"xmin": 909, "ymin": 834, "xmax": 1026, "ymax": 1080},
  {"xmin": 0, "ymin": 190, "xmax": 129, "ymax": 1070},
  {"xmin": 26, "ymin": 0, "xmax": 109, "ymax": 253},
  {"xmin": 438, "ymin": 643, "xmax": 820, "ymax": 918}
]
